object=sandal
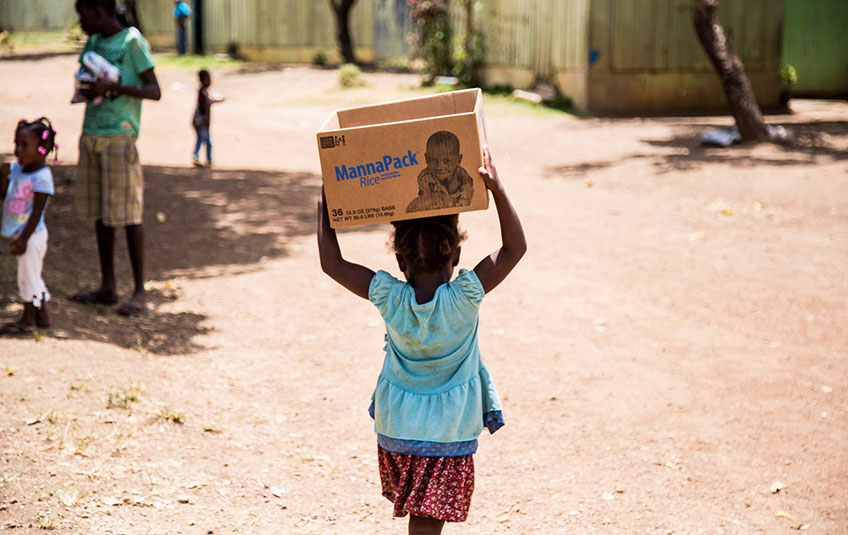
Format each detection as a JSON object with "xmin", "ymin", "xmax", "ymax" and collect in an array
[{"xmin": 116, "ymin": 301, "xmax": 148, "ymax": 317}]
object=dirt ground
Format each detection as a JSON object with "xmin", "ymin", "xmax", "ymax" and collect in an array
[{"xmin": 0, "ymin": 51, "xmax": 846, "ymax": 535}]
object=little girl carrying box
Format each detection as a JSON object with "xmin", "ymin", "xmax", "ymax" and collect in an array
[{"xmin": 318, "ymin": 146, "xmax": 526, "ymax": 534}]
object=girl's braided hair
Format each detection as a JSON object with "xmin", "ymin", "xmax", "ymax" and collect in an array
[
  {"xmin": 17, "ymin": 117, "xmax": 59, "ymax": 162},
  {"xmin": 391, "ymin": 215, "xmax": 467, "ymax": 273}
]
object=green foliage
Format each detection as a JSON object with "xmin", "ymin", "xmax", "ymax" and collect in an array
[
  {"xmin": 65, "ymin": 22, "xmax": 84, "ymax": 45},
  {"xmin": 338, "ymin": 63, "xmax": 367, "ymax": 88},
  {"xmin": 154, "ymin": 405, "xmax": 186, "ymax": 424},
  {"xmin": 485, "ymin": 84, "xmax": 513, "ymax": 96},
  {"xmin": 409, "ymin": 0, "xmax": 484, "ymax": 87},
  {"xmin": 780, "ymin": 64, "xmax": 798, "ymax": 88},
  {"xmin": 312, "ymin": 50, "xmax": 328, "ymax": 67},
  {"xmin": 451, "ymin": 29, "xmax": 484, "ymax": 86},
  {"xmin": 0, "ymin": 30, "xmax": 13, "ymax": 54},
  {"xmin": 154, "ymin": 53, "xmax": 243, "ymax": 70},
  {"xmin": 105, "ymin": 383, "xmax": 145, "ymax": 409},
  {"xmin": 409, "ymin": 0, "xmax": 454, "ymax": 83},
  {"xmin": 451, "ymin": 0, "xmax": 484, "ymax": 87},
  {"xmin": 482, "ymin": 85, "xmax": 575, "ymax": 116},
  {"xmin": 541, "ymin": 94, "xmax": 575, "ymax": 114}
]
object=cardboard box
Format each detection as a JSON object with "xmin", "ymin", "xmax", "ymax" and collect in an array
[{"xmin": 316, "ymin": 88, "xmax": 489, "ymax": 228}]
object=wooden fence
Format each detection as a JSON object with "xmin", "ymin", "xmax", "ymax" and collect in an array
[
  {"xmin": 0, "ymin": 0, "xmax": 399, "ymax": 63},
  {"xmin": 0, "ymin": 0, "xmax": 788, "ymax": 112},
  {"xmin": 0, "ymin": 0, "xmax": 78, "ymax": 32}
]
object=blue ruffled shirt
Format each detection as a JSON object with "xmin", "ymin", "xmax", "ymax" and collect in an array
[{"xmin": 368, "ymin": 269, "xmax": 504, "ymax": 457}]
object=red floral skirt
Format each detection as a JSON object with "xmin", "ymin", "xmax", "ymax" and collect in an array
[{"xmin": 377, "ymin": 446, "xmax": 475, "ymax": 522}]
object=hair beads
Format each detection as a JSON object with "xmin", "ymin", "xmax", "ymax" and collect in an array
[{"xmin": 17, "ymin": 117, "xmax": 59, "ymax": 163}]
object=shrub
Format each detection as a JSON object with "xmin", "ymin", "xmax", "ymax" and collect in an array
[
  {"xmin": 312, "ymin": 50, "xmax": 328, "ymax": 67},
  {"xmin": 409, "ymin": 0, "xmax": 453, "ymax": 83},
  {"xmin": 408, "ymin": 0, "xmax": 484, "ymax": 87},
  {"xmin": 338, "ymin": 62, "xmax": 366, "ymax": 88}
]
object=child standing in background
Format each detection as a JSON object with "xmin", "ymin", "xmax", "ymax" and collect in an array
[
  {"xmin": 192, "ymin": 69, "xmax": 224, "ymax": 167},
  {"xmin": 68, "ymin": 0, "xmax": 161, "ymax": 317},
  {"xmin": 0, "ymin": 119, "xmax": 58, "ymax": 335},
  {"xmin": 318, "ymin": 146, "xmax": 526, "ymax": 534}
]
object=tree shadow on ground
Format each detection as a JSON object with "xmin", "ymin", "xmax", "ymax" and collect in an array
[
  {"xmin": 547, "ymin": 120, "xmax": 848, "ymax": 178},
  {"xmin": 0, "ymin": 162, "xmax": 365, "ymax": 355}
]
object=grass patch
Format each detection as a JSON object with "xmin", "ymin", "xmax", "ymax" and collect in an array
[
  {"xmin": 130, "ymin": 339, "xmax": 148, "ymax": 354},
  {"xmin": 0, "ymin": 30, "xmax": 81, "ymax": 54},
  {"xmin": 106, "ymin": 383, "xmax": 145, "ymax": 409},
  {"xmin": 54, "ymin": 484, "xmax": 87, "ymax": 507},
  {"xmin": 44, "ymin": 422, "xmax": 92, "ymax": 455},
  {"xmin": 108, "ymin": 423, "xmax": 136, "ymax": 451},
  {"xmin": 482, "ymin": 85, "xmax": 576, "ymax": 118},
  {"xmin": 154, "ymin": 405, "xmax": 186, "ymax": 424},
  {"xmin": 289, "ymin": 80, "xmax": 575, "ymax": 118},
  {"xmin": 154, "ymin": 53, "xmax": 243, "ymax": 71},
  {"xmin": 32, "ymin": 409, "xmax": 66, "ymax": 425},
  {"xmin": 36, "ymin": 511, "xmax": 62, "ymax": 530}
]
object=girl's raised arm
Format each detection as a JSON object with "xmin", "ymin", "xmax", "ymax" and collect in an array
[
  {"xmin": 473, "ymin": 146, "xmax": 527, "ymax": 293},
  {"xmin": 317, "ymin": 189, "xmax": 375, "ymax": 299}
]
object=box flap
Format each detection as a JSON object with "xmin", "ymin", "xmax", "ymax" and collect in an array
[
  {"xmin": 319, "ymin": 111, "xmax": 340, "ymax": 131},
  {"xmin": 336, "ymin": 88, "xmax": 481, "ymax": 129}
]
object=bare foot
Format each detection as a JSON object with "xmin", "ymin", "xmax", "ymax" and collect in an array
[
  {"xmin": 19, "ymin": 303, "xmax": 38, "ymax": 330},
  {"xmin": 36, "ymin": 305, "xmax": 50, "ymax": 328}
]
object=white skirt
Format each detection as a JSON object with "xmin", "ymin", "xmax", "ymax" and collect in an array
[{"xmin": 16, "ymin": 229, "xmax": 50, "ymax": 307}]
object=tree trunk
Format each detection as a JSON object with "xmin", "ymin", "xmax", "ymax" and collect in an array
[
  {"xmin": 330, "ymin": 0, "xmax": 358, "ymax": 65},
  {"xmin": 692, "ymin": 0, "xmax": 769, "ymax": 142}
]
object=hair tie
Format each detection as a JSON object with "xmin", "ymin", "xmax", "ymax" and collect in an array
[
  {"xmin": 37, "ymin": 147, "xmax": 47, "ymax": 155},
  {"xmin": 41, "ymin": 130, "xmax": 49, "ymax": 140}
]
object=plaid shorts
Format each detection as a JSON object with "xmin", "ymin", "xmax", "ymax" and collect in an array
[{"xmin": 76, "ymin": 134, "xmax": 144, "ymax": 227}]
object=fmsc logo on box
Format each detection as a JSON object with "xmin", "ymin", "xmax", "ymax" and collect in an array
[{"xmin": 320, "ymin": 135, "xmax": 346, "ymax": 149}]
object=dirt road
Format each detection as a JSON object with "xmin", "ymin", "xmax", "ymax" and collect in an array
[{"xmin": 1, "ymin": 53, "xmax": 846, "ymax": 534}]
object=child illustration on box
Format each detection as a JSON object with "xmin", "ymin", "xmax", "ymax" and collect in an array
[{"xmin": 406, "ymin": 131, "xmax": 474, "ymax": 213}]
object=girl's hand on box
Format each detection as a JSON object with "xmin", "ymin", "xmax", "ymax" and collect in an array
[{"xmin": 478, "ymin": 145, "xmax": 503, "ymax": 192}]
